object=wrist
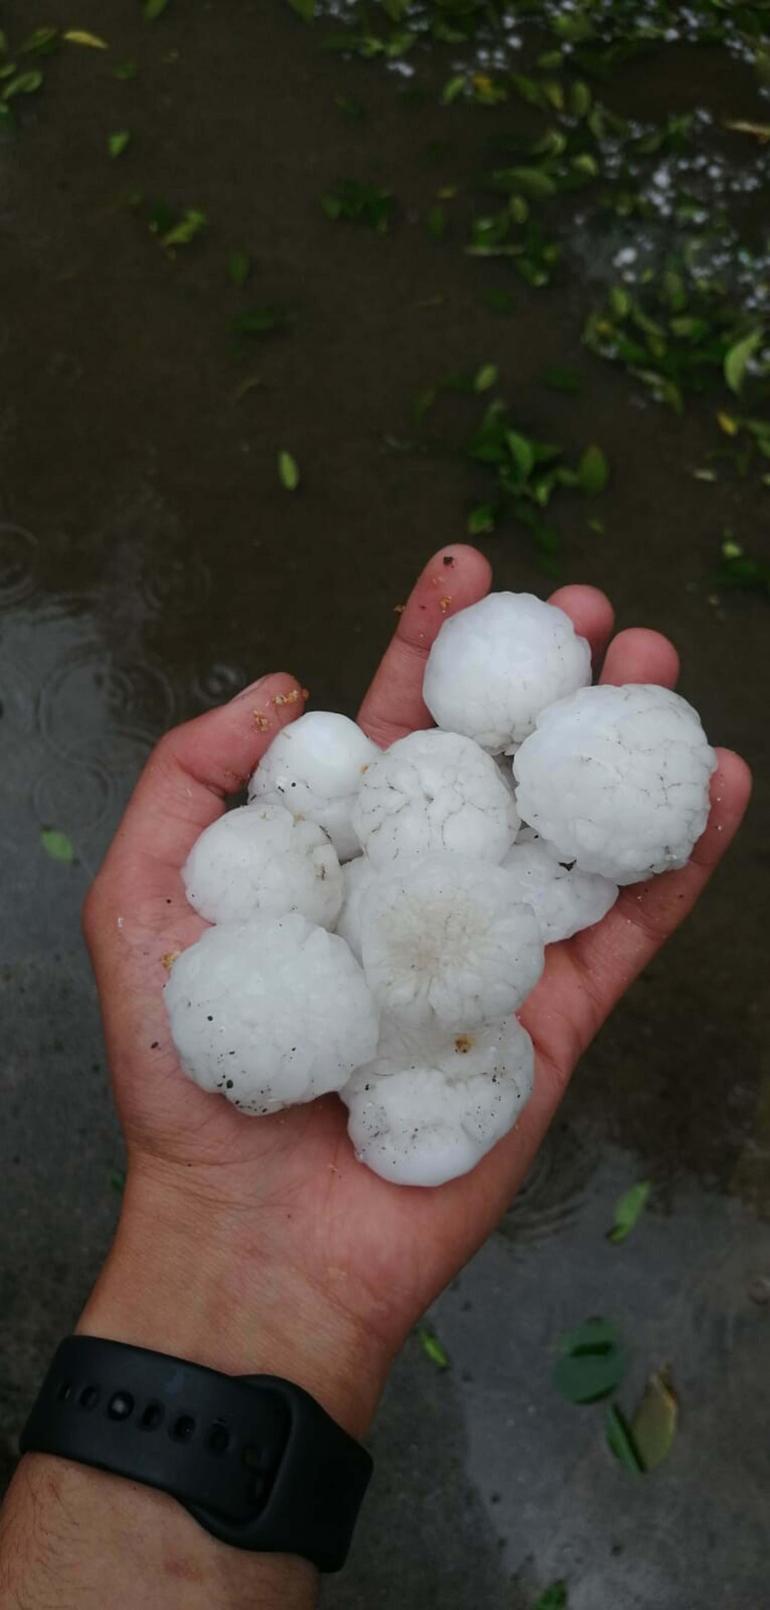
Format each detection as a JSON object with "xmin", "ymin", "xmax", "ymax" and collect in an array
[{"xmin": 77, "ymin": 1159, "xmax": 388, "ymax": 1440}]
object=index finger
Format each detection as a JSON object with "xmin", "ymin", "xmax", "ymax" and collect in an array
[{"xmin": 357, "ymin": 544, "xmax": 492, "ymax": 746}]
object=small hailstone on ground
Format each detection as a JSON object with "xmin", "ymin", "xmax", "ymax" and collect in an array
[
  {"xmin": 423, "ymin": 592, "xmax": 591, "ymax": 753},
  {"xmin": 513, "ymin": 683, "xmax": 716, "ymax": 885},
  {"xmin": 248, "ymin": 710, "xmax": 380, "ymax": 862},
  {"xmin": 341, "ymin": 1016, "xmax": 534, "ymax": 1187},
  {"xmin": 165, "ymin": 912, "xmax": 379, "ymax": 1113},
  {"xmin": 501, "ymin": 840, "xmax": 618, "ymax": 943},
  {"xmin": 335, "ymin": 855, "xmax": 378, "ymax": 963},
  {"xmin": 182, "ymin": 803, "xmax": 342, "ymax": 928},
  {"xmin": 359, "ymin": 852, "xmax": 544, "ymax": 1032},
  {"xmin": 352, "ymin": 729, "xmax": 519, "ymax": 869}
]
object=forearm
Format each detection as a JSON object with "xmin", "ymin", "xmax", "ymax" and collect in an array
[{"xmin": 0, "ymin": 1167, "xmax": 389, "ymax": 1610}]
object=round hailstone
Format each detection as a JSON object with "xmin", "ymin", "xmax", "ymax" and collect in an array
[
  {"xmin": 501, "ymin": 840, "xmax": 618, "ymax": 943},
  {"xmin": 359, "ymin": 852, "xmax": 544, "ymax": 1033},
  {"xmin": 335, "ymin": 855, "xmax": 379, "ymax": 963},
  {"xmin": 423, "ymin": 591, "xmax": 591, "ymax": 754},
  {"xmin": 248, "ymin": 711, "xmax": 380, "ymax": 862},
  {"xmin": 165, "ymin": 913, "xmax": 379, "ymax": 1113},
  {"xmin": 341, "ymin": 1017, "xmax": 535, "ymax": 1187},
  {"xmin": 351, "ymin": 729, "xmax": 519, "ymax": 870},
  {"xmin": 513, "ymin": 683, "xmax": 717, "ymax": 885},
  {"xmin": 182, "ymin": 803, "xmax": 342, "ymax": 928}
]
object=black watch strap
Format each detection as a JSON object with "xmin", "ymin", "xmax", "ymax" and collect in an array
[{"xmin": 19, "ymin": 1336, "xmax": 372, "ymax": 1572}]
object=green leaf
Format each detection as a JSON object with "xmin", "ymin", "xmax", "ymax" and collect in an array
[
  {"xmin": 233, "ymin": 306, "xmax": 289, "ymax": 336},
  {"xmin": 606, "ymin": 1402, "xmax": 644, "ymax": 1473},
  {"xmin": 321, "ymin": 179, "xmax": 395, "ymax": 233},
  {"xmin": 228, "ymin": 250, "xmax": 251, "ymax": 287},
  {"xmin": 160, "ymin": 209, "xmax": 206, "ymax": 248},
  {"xmin": 607, "ymin": 1180, "xmax": 651, "ymax": 1244},
  {"xmin": 287, "ymin": 0, "xmax": 315, "ymax": 19},
  {"xmin": 474, "ymin": 363, "xmax": 498, "ymax": 394},
  {"xmin": 498, "ymin": 166, "xmax": 556, "ymax": 200},
  {"xmin": 467, "ymin": 502, "xmax": 496, "ymax": 535},
  {"xmin": 278, "ymin": 450, "xmax": 300, "ymax": 491},
  {"xmin": 114, "ymin": 59, "xmax": 138, "ymax": 79},
  {"xmin": 541, "ymin": 364, "xmax": 581, "ymax": 394},
  {"xmin": 143, "ymin": 0, "xmax": 170, "ymax": 18},
  {"xmin": 108, "ymin": 130, "xmax": 131, "ymax": 158},
  {"xmin": 578, "ymin": 444, "xmax": 609, "ymax": 495},
  {"xmin": 426, "ymin": 204, "xmax": 448, "ymax": 241},
  {"xmin": 570, "ymin": 80, "xmax": 591, "ymax": 117},
  {"xmin": 41, "ymin": 828, "xmax": 75, "ymax": 864},
  {"xmin": 553, "ymin": 1318, "xmax": 626, "ymax": 1404},
  {"xmin": 534, "ymin": 1585, "xmax": 568, "ymax": 1610},
  {"xmin": 418, "ymin": 1326, "xmax": 450, "ymax": 1370},
  {"xmin": 2, "ymin": 69, "xmax": 43, "ymax": 99},
  {"xmin": 724, "ymin": 329, "xmax": 764, "ymax": 395},
  {"xmin": 19, "ymin": 27, "xmax": 60, "ymax": 56},
  {"xmin": 632, "ymin": 1369, "xmax": 678, "ymax": 1470},
  {"xmin": 441, "ymin": 74, "xmax": 466, "ymax": 105},
  {"xmin": 506, "ymin": 430, "xmax": 535, "ymax": 481},
  {"xmin": 63, "ymin": 29, "xmax": 108, "ymax": 48}
]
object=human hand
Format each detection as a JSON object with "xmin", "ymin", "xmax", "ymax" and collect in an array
[{"xmin": 80, "ymin": 546, "xmax": 751, "ymax": 1437}]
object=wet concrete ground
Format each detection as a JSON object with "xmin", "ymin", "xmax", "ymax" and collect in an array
[{"xmin": 1, "ymin": 3, "xmax": 768, "ymax": 1605}]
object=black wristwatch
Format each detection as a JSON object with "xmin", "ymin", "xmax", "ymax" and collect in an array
[{"xmin": 19, "ymin": 1336, "xmax": 372, "ymax": 1572}]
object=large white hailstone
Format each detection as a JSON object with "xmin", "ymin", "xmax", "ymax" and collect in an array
[
  {"xmin": 352, "ymin": 729, "xmax": 519, "ymax": 870},
  {"xmin": 359, "ymin": 852, "xmax": 544, "ymax": 1032},
  {"xmin": 501, "ymin": 840, "xmax": 618, "ymax": 943},
  {"xmin": 335, "ymin": 855, "xmax": 379, "ymax": 963},
  {"xmin": 423, "ymin": 591, "xmax": 591, "ymax": 753},
  {"xmin": 513, "ymin": 683, "xmax": 717, "ymax": 885},
  {"xmin": 165, "ymin": 913, "xmax": 379, "ymax": 1113},
  {"xmin": 341, "ymin": 1017, "xmax": 535, "ymax": 1187},
  {"xmin": 182, "ymin": 803, "xmax": 342, "ymax": 928},
  {"xmin": 248, "ymin": 711, "xmax": 380, "ymax": 862}
]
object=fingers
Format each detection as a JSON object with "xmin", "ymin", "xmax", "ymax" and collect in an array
[
  {"xmin": 547, "ymin": 584, "xmax": 615, "ymax": 671},
  {"xmin": 97, "ymin": 672, "xmax": 305, "ymax": 878},
  {"xmin": 528, "ymin": 748, "xmax": 752, "ymax": 1069},
  {"xmin": 600, "ymin": 626, "xmax": 680, "ymax": 688},
  {"xmin": 358, "ymin": 544, "xmax": 492, "ymax": 746}
]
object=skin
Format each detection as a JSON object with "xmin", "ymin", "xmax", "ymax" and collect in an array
[{"xmin": 0, "ymin": 546, "xmax": 751, "ymax": 1610}]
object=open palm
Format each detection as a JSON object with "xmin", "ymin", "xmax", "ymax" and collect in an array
[{"xmin": 84, "ymin": 545, "xmax": 750, "ymax": 1407}]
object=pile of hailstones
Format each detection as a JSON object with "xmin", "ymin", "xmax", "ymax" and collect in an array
[{"xmin": 166, "ymin": 592, "xmax": 716, "ymax": 1188}]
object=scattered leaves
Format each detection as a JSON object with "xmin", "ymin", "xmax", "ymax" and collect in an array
[
  {"xmin": 108, "ymin": 130, "xmax": 131, "ymax": 158},
  {"xmin": 322, "ymin": 179, "xmax": 395, "ymax": 233},
  {"xmin": 607, "ymin": 1180, "xmax": 652, "ymax": 1244},
  {"xmin": 474, "ymin": 362, "xmax": 498, "ymax": 393},
  {"xmin": 632, "ymin": 1368, "xmax": 678, "ymax": 1470},
  {"xmin": 228, "ymin": 250, "xmax": 251, "ymax": 287},
  {"xmin": 156, "ymin": 208, "xmax": 206, "ymax": 249},
  {"xmin": 534, "ymin": 1585, "xmax": 568, "ymax": 1610},
  {"xmin": 2, "ymin": 70, "xmax": 44, "ymax": 100},
  {"xmin": 41, "ymin": 828, "xmax": 75, "ymax": 864},
  {"xmin": 19, "ymin": 27, "xmax": 59, "ymax": 56},
  {"xmin": 418, "ymin": 1326, "xmax": 450, "ymax": 1370},
  {"xmin": 288, "ymin": 0, "xmax": 316, "ymax": 18},
  {"xmin": 553, "ymin": 1318, "xmax": 626, "ymax": 1404},
  {"xmin": 278, "ymin": 450, "xmax": 300, "ymax": 491},
  {"xmin": 606, "ymin": 1402, "xmax": 644, "ymax": 1473},
  {"xmin": 143, "ymin": 0, "xmax": 171, "ymax": 18},
  {"xmin": 63, "ymin": 29, "xmax": 108, "ymax": 49},
  {"xmin": 724, "ymin": 328, "xmax": 764, "ymax": 395},
  {"xmin": 578, "ymin": 443, "xmax": 609, "ymax": 495}
]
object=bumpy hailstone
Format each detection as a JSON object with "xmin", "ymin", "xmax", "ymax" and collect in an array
[
  {"xmin": 501, "ymin": 840, "xmax": 617, "ymax": 943},
  {"xmin": 423, "ymin": 592, "xmax": 591, "ymax": 753},
  {"xmin": 351, "ymin": 729, "xmax": 519, "ymax": 869},
  {"xmin": 165, "ymin": 912, "xmax": 379, "ymax": 1113},
  {"xmin": 182, "ymin": 803, "xmax": 342, "ymax": 928},
  {"xmin": 359, "ymin": 852, "xmax": 544, "ymax": 1032},
  {"xmin": 513, "ymin": 683, "xmax": 716, "ymax": 885},
  {"xmin": 341, "ymin": 1017, "xmax": 535, "ymax": 1187},
  {"xmin": 335, "ymin": 855, "xmax": 378, "ymax": 963},
  {"xmin": 248, "ymin": 711, "xmax": 380, "ymax": 862}
]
